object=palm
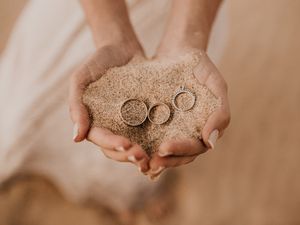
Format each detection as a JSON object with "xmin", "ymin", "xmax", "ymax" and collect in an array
[
  {"xmin": 69, "ymin": 44, "xmax": 150, "ymax": 173},
  {"xmin": 148, "ymin": 50, "xmax": 230, "ymax": 179}
]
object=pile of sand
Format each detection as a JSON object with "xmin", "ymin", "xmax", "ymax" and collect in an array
[{"xmin": 83, "ymin": 53, "xmax": 221, "ymax": 154}]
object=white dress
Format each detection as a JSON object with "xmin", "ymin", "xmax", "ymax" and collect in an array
[{"xmin": 0, "ymin": 0, "xmax": 228, "ymax": 210}]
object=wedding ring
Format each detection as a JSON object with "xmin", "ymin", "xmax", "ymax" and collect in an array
[
  {"xmin": 172, "ymin": 86, "xmax": 196, "ymax": 112},
  {"xmin": 120, "ymin": 99, "xmax": 148, "ymax": 126},
  {"xmin": 148, "ymin": 103, "xmax": 171, "ymax": 125}
]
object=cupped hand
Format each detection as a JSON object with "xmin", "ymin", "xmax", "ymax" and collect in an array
[
  {"xmin": 69, "ymin": 43, "xmax": 150, "ymax": 172},
  {"xmin": 148, "ymin": 50, "xmax": 231, "ymax": 179}
]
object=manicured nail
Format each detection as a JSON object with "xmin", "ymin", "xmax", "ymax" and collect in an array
[
  {"xmin": 151, "ymin": 173, "xmax": 162, "ymax": 181},
  {"xmin": 73, "ymin": 123, "xmax": 79, "ymax": 141},
  {"xmin": 142, "ymin": 170, "xmax": 150, "ymax": 176},
  {"xmin": 149, "ymin": 169, "xmax": 165, "ymax": 181},
  {"xmin": 115, "ymin": 146, "xmax": 126, "ymax": 152},
  {"xmin": 150, "ymin": 166, "xmax": 165, "ymax": 175},
  {"xmin": 158, "ymin": 151, "xmax": 172, "ymax": 157},
  {"xmin": 208, "ymin": 130, "xmax": 219, "ymax": 149},
  {"xmin": 128, "ymin": 155, "xmax": 137, "ymax": 163}
]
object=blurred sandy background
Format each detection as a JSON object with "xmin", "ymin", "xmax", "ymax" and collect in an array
[{"xmin": 1, "ymin": 0, "xmax": 300, "ymax": 224}]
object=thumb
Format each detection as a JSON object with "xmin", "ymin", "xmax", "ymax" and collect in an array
[
  {"xmin": 69, "ymin": 68, "xmax": 91, "ymax": 142},
  {"xmin": 69, "ymin": 100, "xmax": 90, "ymax": 143},
  {"xmin": 192, "ymin": 51, "xmax": 230, "ymax": 149},
  {"xmin": 201, "ymin": 104, "xmax": 230, "ymax": 149}
]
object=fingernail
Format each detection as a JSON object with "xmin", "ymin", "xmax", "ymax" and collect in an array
[
  {"xmin": 115, "ymin": 146, "xmax": 126, "ymax": 152},
  {"xmin": 73, "ymin": 123, "xmax": 79, "ymax": 141},
  {"xmin": 149, "ymin": 169, "xmax": 164, "ymax": 181},
  {"xmin": 128, "ymin": 155, "xmax": 137, "ymax": 163},
  {"xmin": 151, "ymin": 173, "xmax": 162, "ymax": 181},
  {"xmin": 150, "ymin": 166, "xmax": 165, "ymax": 175},
  {"xmin": 208, "ymin": 130, "xmax": 219, "ymax": 149},
  {"xmin": 158, "ymin": 151, "xmax": 172, "ymax": 157}
]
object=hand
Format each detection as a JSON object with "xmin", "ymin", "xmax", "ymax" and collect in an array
[
  {"xmin": 148, "ymin": 50, "xmax": 230, "ymax": 179},
  {"xmin": 69, "ymin": 43, "xmax": 150, "ymax": 172}
]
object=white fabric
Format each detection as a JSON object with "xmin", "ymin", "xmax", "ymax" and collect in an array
[{"xmin": 0, "ymin": 0, "xmax": 228, "ymax": 209}]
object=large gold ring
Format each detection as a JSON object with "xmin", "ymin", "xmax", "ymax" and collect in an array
[{"xmin": 120, "ymin": 99, "xmax": 148, "ymax": 126}]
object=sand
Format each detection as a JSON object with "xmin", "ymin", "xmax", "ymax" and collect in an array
[
  {"xmin": 2, "ymin": 0, "xmax": 300, "ymax": 224},
  {"xmin": 83, "ymin": 52, "xmax": 221, "ymax": 154}
]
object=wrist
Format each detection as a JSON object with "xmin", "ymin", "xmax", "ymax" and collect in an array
[
  {"xmin": 156, "ymin": 0, "xmax": 221, "ymax": 57},
  {"xmin": 156, "ymin": 34, "xmax": 208, "ymax": 57},
  {"xmin": 93, "ymin": 22, "xmax": 140, "ymax": 49},
  {"xmin": 156, "ymin": 18, "xmax": 209, "ymax": 56},
  {"xmin": 94, "ymin": 33, "xmax": 144, "ymax": 63},
  {"xmin": 81, "ymin": 0, "xmax": 141, "ymax": 52}
]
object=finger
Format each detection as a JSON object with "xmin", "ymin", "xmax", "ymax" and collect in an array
[
  {"xmin": 69, "ymin": 67, "xmax": 92, "ymax": 142},
  {"xmin": 100, "ymin": 148, "xmax": 129, "ymax": 162},
  {"xmin": 193, "ymin": 53, "xmax": 230, "ymax": 149},
  {"xmin": 127, "ymin": 144, "xmax": 150, "ymax": 173},
  {"xmin": 100, "ymin": 144, "xmax": 150, "ymax": 173},
  {"xmin": 69, "ymin": 55, "xmax": 108, "ymax": 142},
  {"xmin": 87, "ymin": 127, "xmax": 132, "ymax": 151},
  {"xmin": 70, "ymin": 106, "xmax": 90, "ymax": 143},
  {"xmin": 149, "ymin": 153, "xmax": 198, "ymax": 174},
  {"xmin": 158, "ymin": 138, "xmax": 207, "ymax": 157},
  {"xmin": 201, "ymin": 103, "xmax": 230, "ymax": 149}
]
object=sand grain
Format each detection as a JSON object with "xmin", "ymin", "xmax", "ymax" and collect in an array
[{"xmin": 83, "ymin": 53, "xmax": 221, "ymax": 154}]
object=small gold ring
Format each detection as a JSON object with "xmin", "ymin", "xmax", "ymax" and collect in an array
[
  {"xmin": 120, "ymin": 99, "xmax": 148, "ymax": 126},
  {"xmin": 147, "ymin": 102, "xmax": 171, "ymax": 125},
  {"xmin": 172, "ymin": 86, "xmax": 196, "ymax": 112}
]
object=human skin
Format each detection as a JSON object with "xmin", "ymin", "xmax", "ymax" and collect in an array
[
  {"xmin": 70, "ymin": 0, "xmax": 150, "ymax": 172},
  {"xmin": 148, "ymin": 0, "xmax": 230, "ymax": 179},
  {"xmin": 69, "ymin": 0, "xmax": 230, "ymax": 178}
]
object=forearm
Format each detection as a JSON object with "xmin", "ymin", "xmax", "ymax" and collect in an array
[
  {"xmin": 158, "ymin": 0, "xmax": 222, "ymax": 54},
  {"xmin": 80, "ymin": 0, "xmax": 140, "ymax": 49}
]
